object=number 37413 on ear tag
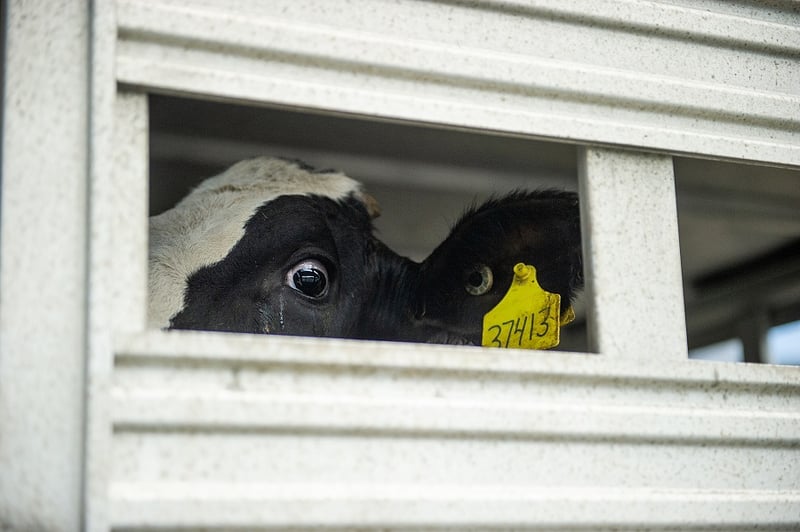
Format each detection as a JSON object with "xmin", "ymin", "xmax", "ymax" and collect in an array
[{"xmin": 481, "ymin": 263, "xmax": 562, "ymax": 350}]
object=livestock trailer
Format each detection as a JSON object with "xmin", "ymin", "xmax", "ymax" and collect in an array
[{"xmin": 2, "ymin": 0, "xmax": 799, "ymax": 530}]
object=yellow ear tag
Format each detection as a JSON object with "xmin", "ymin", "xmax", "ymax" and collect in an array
[{"xmin": 481, "ymin": 263, "xmax": 562, "ymax": 350}]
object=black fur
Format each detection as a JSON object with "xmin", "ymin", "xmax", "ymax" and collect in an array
[{"xmin": 413, "ymin": 189, "xmax": 583, "ymax": 345}]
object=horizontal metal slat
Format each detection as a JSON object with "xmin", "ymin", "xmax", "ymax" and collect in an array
[
  {"xmin": 117, "ymin": 1, "xmax": 798, "ymax": 127},
  {"xmin": 115, "ymin": 0, "xmax": 800, "ymax": 166},
  {"xmin": 115, "ymin": 330, "xmax": 800, "ymax": 388},
  {"xmin": 475, "ymin": 0, "xmax": 800, "ymax": 54},
  {"xmin": 110, "ymin": 331, "xmax": 800, "ymax": 529},
  {"xmin": 110, "ymin": 483, "xmax": 800, "ymax": 529},
  {"xmin": 111, "ymin": 389, "xmax": 800, "ymax": 445}
]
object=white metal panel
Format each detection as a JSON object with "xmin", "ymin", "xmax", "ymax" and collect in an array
[
  {"xmin": 85, "ymin": 88, "xmax": 150, "ymax": 532},
  {"xmin": 84, "ymin": 1, "xmax": 119, "ymax": 529},
  {"xmin": 0, "ymin": 1, "xmax": 90, "ymax": 530},
  {"xmin": 100, "ymin": 2, "xmax": 800, "ymax": 528},
  {"xmin": 109, "ymin": 95, "xmax": 150, "ymax": 334},
  {"xmin": 3, "ymin": 0, "xmax": 797, "ymax": 530},
  {"xmin": 579, "ymin": 148, "xmax": 687, "ymax": 360},
  {"xmin": 107, "ymin": 331, "xmax": 800, "ymax": 529},
  {"xmin": 115, "ymin": 0, "xmax": 800, "ymax": 166}
]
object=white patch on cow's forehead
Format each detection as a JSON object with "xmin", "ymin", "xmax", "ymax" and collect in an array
[
  {"xmin": 148, "ymin": 157, "xmax": 367, "ymax": 329},
  {"xmin": 191, "ymin": 157, "xmax": 362, "ymax": 200}
]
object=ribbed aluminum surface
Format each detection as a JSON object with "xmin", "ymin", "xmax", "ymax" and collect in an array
[{"xmin": 116, "ymin": 0, "xmax": 800, "ymax": 165}]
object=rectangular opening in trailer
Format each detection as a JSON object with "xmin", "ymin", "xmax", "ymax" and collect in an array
[{"xmin": 147, "ymin": 94, "xmax": 800, "ymax": 364}]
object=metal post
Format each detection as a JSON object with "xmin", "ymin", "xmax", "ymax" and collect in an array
[
  {"xmin": 578, "ymin": 147, "xmax": 688, "ymax": 361},
  {"xmin": 0, "ymin": 1, "xmax": 90, "ymax": 529}
]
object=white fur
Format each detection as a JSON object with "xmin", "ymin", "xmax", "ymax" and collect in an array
[{"xmin": 148, "ymin": 157, "xmax": 367, "ymax": 329}]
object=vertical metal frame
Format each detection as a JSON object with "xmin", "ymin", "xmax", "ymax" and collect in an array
[
  {"xmin": 85, "ymin": 91, "xmax": 150, "ymax": 532},
  {"xmin": 0, "ymin": 1, "xmax": 90, "ymax": 529},
  {"xmin": 578, "ymin": 147, "xmax": 688, "ymax": 360},
  {"xmin": 86, "ymin": 1, "xmax": 149, "ymax": 530}
]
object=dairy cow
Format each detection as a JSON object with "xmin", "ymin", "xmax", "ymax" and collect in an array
[{"xmin": 149, "ymin": 157, "xmax": 582, "ymax": 346}]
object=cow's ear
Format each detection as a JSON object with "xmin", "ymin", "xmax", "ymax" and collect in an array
[{"xmin": 415, "ymin": 190, "xmax": 583, "ymax": 333}]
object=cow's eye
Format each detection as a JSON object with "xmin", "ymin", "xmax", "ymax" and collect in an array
[
  {"xmin": 465, "ymin": 265, "xmax": 493, "ymax": 295},
  {"xmin": 287, "ymin": 259, "xmax": 329, "ymax": 298}
]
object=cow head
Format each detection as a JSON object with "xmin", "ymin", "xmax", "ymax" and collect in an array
[
  {"xmin": 410, "ymin": 190, "xmax": 583, "ymax": 346},
  {"xmin": 149, "ymin": 157, "xmax": 583, "ymax": 347}
]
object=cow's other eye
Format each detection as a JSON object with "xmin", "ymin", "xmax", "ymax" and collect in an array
[
  {"xmin": 465, "ymin": 264, "xmax": 493, "ymax": 295},
  {"xmin": 287, "ymin": 259, "xmax": 329, "ymax": 298}
]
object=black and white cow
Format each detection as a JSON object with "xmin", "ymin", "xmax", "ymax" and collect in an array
[{"xmin": 149, "ymin": 157, "xmax": 583, "ymax": 346}]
